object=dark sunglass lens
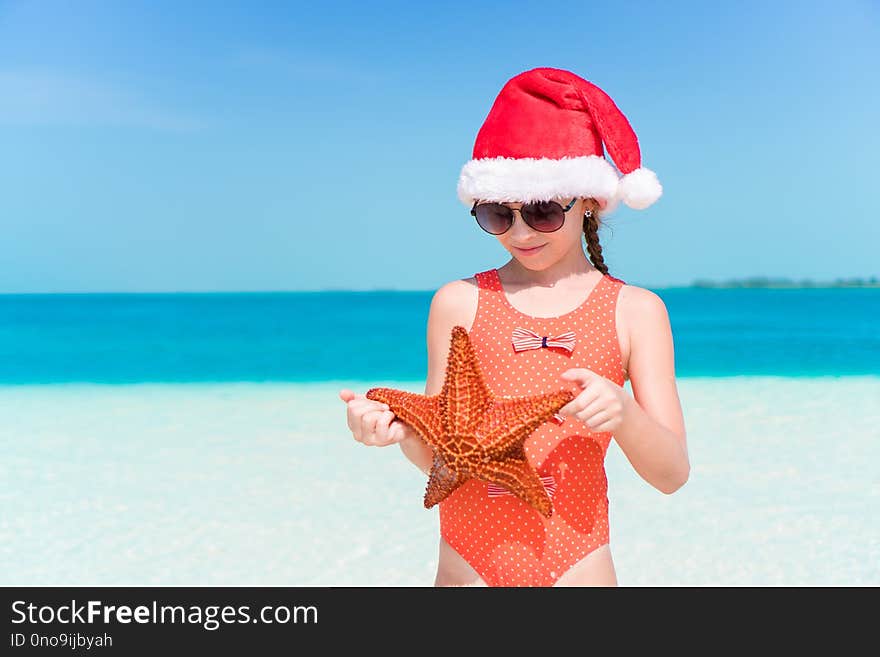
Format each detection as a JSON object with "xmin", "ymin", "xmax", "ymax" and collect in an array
[
  {"xmin": 474, "ymin": 203, "xmax": 513, "ymax": 234},
  {"xmin": 522, "ymin": 201, "xmax": 565, "ymax": 231}
]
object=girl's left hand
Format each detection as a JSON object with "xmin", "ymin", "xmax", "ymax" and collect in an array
[{"xmin": 557, "ymin": 368, "xmax": 630, "ymax": 432}]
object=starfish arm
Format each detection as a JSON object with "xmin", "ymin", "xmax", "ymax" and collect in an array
[
  {"xmin": 440, "ymin": 326, "xmax": 494, "ymax": 435},
  {"xmin": 365, "ymin": 388, "xmax": 444, "ymax": 448},
  {"xmin": 477, "ymin": 457, "xmax": 553, "ymax": 518},
  {"xmin": 423, "ymin": 453, "xmax": 467, "ymax": 508},
  {"xmin": 480, "ymin": 389, "xmax": 575, "ymax": 456}
]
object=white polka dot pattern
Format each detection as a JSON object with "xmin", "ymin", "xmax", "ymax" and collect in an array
[{"xmin": 438, "ymin": 267, "xmax": 626, "ymax": 586}]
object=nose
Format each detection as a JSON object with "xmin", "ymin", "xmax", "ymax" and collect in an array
[{"xmin": 507, "ymin": 208, "xmax": 536, "ymax": 238}]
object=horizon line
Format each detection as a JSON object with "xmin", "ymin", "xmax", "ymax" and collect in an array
[{"xmin": 2, "ymin": 276, "xmax": 879, "ymax": 296}]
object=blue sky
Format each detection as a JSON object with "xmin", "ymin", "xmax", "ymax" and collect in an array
[{"xmin": 1, "ymin": 0, "xmax": 878, "ymax": 292}]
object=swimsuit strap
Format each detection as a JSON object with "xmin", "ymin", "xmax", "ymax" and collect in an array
[{"xmin": 475, "ymin": 269, "xmax": 501, "ymax": 291}]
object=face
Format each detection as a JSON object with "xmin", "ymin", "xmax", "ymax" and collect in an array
[{"xmin": 488, "ymin": 197, "xmax": 597, "ymax": 270}]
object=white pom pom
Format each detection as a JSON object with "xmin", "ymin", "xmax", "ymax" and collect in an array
[{"xmin": 618, "ymin": 167, "xmax": 662, "ymax": 210}]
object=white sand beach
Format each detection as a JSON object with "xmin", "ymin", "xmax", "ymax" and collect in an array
[{"xmin": 0, "ymin": 376, "xmax": 877, "ymax": 586}]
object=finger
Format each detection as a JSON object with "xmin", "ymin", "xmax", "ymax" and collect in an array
[
  {"xmin": 373, "ymin": 411, "xmax": 394, "ymax": 442},
  {"xmin": 348, "ymin": 398, "xmax": 391, "ymax": 417},
  {"xmin": 360, "ymin": 409, "xmax": 385, "ymax": 445},
  {"xmin": 558, "ymin": 387, "xmax": 601, "ymax": 416},
  {"xmin": 582, "ymin": 409, "xmax": 610, "ymax": 430},
  {"xmin": 387, "ymin": 421, "xmax": 404, "ymax": 443},
  {"xmin": 339, "ymin": 388, "xmax": 367, "ymax": 401},
  {"xmin": 341, "ymin": 389, "xmax": 372, "ymax": 403},
  {"xmin": 346, "ymin": 399, "xmax": 376, "ymax": 433},
  {"xmin": 352, "ymin": 406, "xmax": 379, "ymax": 442},
  {"xmin": 576, "ymin": 398, "xmax": 608, "ymax": 427},
  {"xmin": 382, "ymin": 413, "xmax": 404, "ymax": 445},
  {"xmin": 348, "ymin": 406, "xmax": 364, "ymax": 440},
  {"xmin": 391, "ymin": 420, "xmax": 412, "ymax": 443},
  {"xmin": 360, "ymin": 408, "xmax": 384, "ymax": 436},
  {"xmin": 372, "ymin": 410, "xmax": 396, "ymax": 445},
  {"xmin": 560, "ymin": 368, "xmax": 598, "ymax": 388}
]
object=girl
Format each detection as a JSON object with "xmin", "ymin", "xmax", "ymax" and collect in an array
[{"xmin": 339, "ymin": 67, "xmax": 689, "ymax": 587}]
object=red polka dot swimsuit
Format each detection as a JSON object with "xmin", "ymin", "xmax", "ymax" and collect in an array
[{"xmin": 438, "ymin": 267, "xmax": 627, "ymax": 586}]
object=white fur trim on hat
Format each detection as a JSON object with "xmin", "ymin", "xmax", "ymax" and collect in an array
[
  {"xmin": 617, "ymin": 167, "xmax": 662, "ymax": 210},
  {"xmin": 457, "ymin": 155, "xmax": 620, "ymax": 209}
]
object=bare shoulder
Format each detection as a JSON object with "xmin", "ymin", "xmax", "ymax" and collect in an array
[
  {"xmin": 428, "ymin": 276, "xmax": 479, "ymax": 332},
  {"xmin": 614, "ymin": 283, "xmax": 673, "ymax": 382},
  {"xmin": 424, "ymin": 276, "xmax": 479, "ymax": 395},
  {"xmin": 618, "ymin": 283, "xmax": 671, "ymax": 328}
]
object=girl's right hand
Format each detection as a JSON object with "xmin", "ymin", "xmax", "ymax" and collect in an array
[{"xmin": 338, "ymin": 389, "xmax": 408, "ymax": 447}]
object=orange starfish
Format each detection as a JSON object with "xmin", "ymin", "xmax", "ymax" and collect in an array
[{"xmin": 366, "ymin": 325, "xmax": 575, "ymax": 518}]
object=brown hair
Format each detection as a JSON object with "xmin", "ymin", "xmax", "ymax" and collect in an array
[{"xmin": 582, "ymin": 198, "xmax": 610, "ymax": 276}]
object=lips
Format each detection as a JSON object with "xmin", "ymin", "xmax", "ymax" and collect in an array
[{"xmin": 513, "ymin": 244, "xmax": 546, "ymax": 255}]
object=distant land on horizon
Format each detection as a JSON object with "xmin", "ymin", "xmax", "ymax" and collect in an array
[
  {"xmin": 378, "ymin": 275, "xmax": 880, "ymax": 292},
  {"xmin": 308, "ymin": 275, "xmax": 880, "ymax": 292},
  {"xmin": 685, "ymin": 275, "xmax": 880, "ymax": 289},
  {"xmin": 374, "ymin": 275, "xmax": 880, "ymax": 292}
]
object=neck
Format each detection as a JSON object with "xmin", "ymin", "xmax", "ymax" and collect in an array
[{"xmin": 506, "ymin": 247, "xmax": 596, "ymax": 287}]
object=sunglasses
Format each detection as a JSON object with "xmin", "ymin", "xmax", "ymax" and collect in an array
[{"xmin": 470, "ymin": 198, "xmax": 578, "ymax": 235}]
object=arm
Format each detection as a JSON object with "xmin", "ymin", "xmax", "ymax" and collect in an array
[
  {"xmin": 398, "ymin": 424, "xmax": 433, "ymax": 475},
  {"xmin": 613, "ymin": 287, "xmax": 690, "ymax": 494},
  {"xmin": 397, "ymin": 281, "xmax": 466, "ymax": 475}
]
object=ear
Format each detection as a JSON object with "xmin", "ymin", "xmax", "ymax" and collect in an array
[{"xmin": 582, "ymin": 197, "xmax": 599, "ymax": 214}]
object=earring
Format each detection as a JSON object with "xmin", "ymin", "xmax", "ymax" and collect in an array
[{"xmin": 584, "ymin": 210, "xmax": 593, "ymax": 219}]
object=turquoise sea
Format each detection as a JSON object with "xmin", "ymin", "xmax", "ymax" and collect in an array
[
  {"xmin": 1, "ymin": 285, "xmax": 878, "ymax": 586},
  {"xmin": 2, "ymin": 286, "xmax": 879, "ymax": 382}
]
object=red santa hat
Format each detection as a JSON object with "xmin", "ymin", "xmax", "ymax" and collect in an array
[{"xmin": 457, "ymin": 67, "xmax": 662, "ymax": 214}]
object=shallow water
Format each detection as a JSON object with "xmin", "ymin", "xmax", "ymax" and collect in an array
[{"xmin": 1, "ymin": 376, "xmax": 877, "ymax": 586}]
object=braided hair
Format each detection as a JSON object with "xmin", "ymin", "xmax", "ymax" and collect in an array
[
  {"xmin": 582, "ymin": 198, "xmax": 608, "ymax": 274},
  {"xmin": 582, "ymin": 199, "xmax": 625, "ymax": 284}
]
